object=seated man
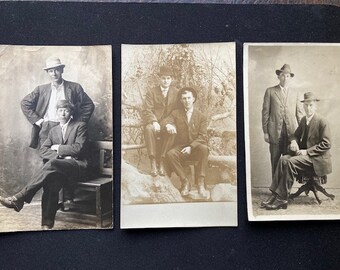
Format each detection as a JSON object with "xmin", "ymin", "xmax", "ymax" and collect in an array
[
  {"xmin": 0, "ymin": 100, "xmax": 88, "ymax": 229},
  {"xmin": 262, "ymin": 92, "xmax": 332, "ymax": 210},
  {"xmin": 143, "ymin": 66, "xmax": 178, "ymax": 177},
  {"xmin": 164, "ymin": 87, "xmax": 209, "ymax": 196}
]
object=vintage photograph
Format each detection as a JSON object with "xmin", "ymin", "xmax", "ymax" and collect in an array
[
  {"xmin": 121, "ymin": 43, "xmax": 237, "ymax": 228},
  {"xmin": 0, "ymin": 45, "xmax": 113, "ymax": 232},
  {"xmin": 244, "ymin": 43, "xmax": 340, "ymax": 221}
]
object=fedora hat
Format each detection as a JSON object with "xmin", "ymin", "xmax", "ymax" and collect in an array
[
  {"xmin": 43, "ymin": 56, "xmax": 65, "ymax": 70},
  {"xmin": 275, "ymin": 64, "xmax": 294, "ymax": 77},
  {"xmin": 300, "ymin": 92, "xmax": 320, "ymax": 103},
  {"xmin": 178, "ymin": 87, "xmax": 197, "ymax": 103},
  {"xmin": 158, "ymin": 66, "xmax": 173, "ymax": 77}
]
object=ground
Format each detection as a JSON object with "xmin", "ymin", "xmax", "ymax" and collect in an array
[
  {"xmin": 0, "ymin": 202, "xmax": 110, "ymax": 233},
  {"xmin": 252, "ymin": 187, "xmax": 340, "ymax": 218}
]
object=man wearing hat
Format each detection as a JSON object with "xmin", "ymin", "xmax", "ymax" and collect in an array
[
  {"xmin": 261, "ymin": 64, "xmax": 304, "ymax": 207},
  {"xmin": 0, "ymin": 100, "xmax": 89, "ymax": 229},
  {"xmin": 143, "ymin": 66, "xmax": 178, "ymax": 177},
  {"xmin": 21, "ymin": 56, "xmax": 95, "ymax": 149},
  {"xmin": 165, "ymin": 87, "xmax": 209, "ymax": 197},
  {"xmin": 263, "ymin": 92, "xmax": 332, "ymax": 210}
]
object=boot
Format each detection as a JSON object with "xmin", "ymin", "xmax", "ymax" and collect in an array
[
  {"xmin": 158, "ymin": 158, "xmax": 166, "ymax": 176},
  {"xmin": 150, "ymin": 157, "xmax": 158, "ymax": 177},
  {"xmin": 197, "ymin": 177, "xmax": 207, "ymax": 195},
  {"xmin": 180, "ymin": 178, "xmax": 191, "ymax": 196}
]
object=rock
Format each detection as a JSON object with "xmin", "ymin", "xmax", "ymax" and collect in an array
[
  {"xmin": 210, "ymin": 183, "xmax": 237, "ymax": 202},
  {"xmin": 121, "ymin": 161, "xmax": 185, "ymax": 204}
]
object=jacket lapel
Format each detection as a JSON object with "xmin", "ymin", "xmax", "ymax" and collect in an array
[
  {"xmin": 63, "ymin": 119, "xmax": 74, "ymax": 144},
  {"xmin": 307, "ymin": 114, "xmax": 318, "ymax": 140},
  {"xmin": 54, "ymin": 125, "xmax": 64, "ymax": 144},
  {"xmin": 274, "ymin": 85, "xmax": 285, "ymax": 106},
  {"xmin": 64, "ymin": 80, "xmax": 73, "ymax": 102}
]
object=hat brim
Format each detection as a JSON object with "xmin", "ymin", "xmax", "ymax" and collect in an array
[
  {"xmin": 43, "ymin": 64, "xmax": 65, "ymax": 70},
  {"xmin": 158, "ymin": 72, "xmax": 173, "ymax": 77},
  {"xmin": 300, "ymin": 99, "xmax": 320, "ymax": 102},
  {"xmin": 276, "ymin": 70, "xmax": 294, "ymax": 77}
]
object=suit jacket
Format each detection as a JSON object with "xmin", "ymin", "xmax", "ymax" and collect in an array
[
  {"xmin": 292, "ymin": 113, "xmax": 332, "ymax": 176},
  {"xmin": 21, "ymin": 80, "xmax": 95, "ymax": 147},
  {"xmin": 162, "ymin": 107, "xmax": 208, "ymax": 149},
  {"xmin": 40, "ymin": 120, "xmax": 88, "ymax": 178},
  {"xmin": 262, "ymin": 84, "xmax": 304, "ymax": 144},
  {"xmin": 143, "ymin": 86, "xmax": 178, "ymax": 125}
]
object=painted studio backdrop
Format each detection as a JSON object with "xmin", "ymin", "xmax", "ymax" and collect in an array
[{"xmin": 0, "ymin": 45, "xmax": 112, "ymax": 198}]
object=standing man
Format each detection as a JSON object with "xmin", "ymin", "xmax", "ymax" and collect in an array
[
  {"xmin": 165, "ymin": 87, "xmax": 209, "ymax": 196},
  {"xmin": 21, "ymin": 56, "xmax": 95, "ymax": 149},
  {"xmin": 261, "ymin": 64, "xmax": 304, "ymax": 207},
  {"xmin": 143, "ymin": 66, "xmax": 178, "ymax": 177},
  {"xmin": 0, "ymin": 100, "xmax": 88, "ymax": 229},
  {"xmin": 264, "ymin": 92, "xmax": 332, "ymax": 210}
]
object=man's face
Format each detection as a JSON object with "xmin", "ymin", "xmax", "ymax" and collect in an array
[
  {"xmin": 278, "ymin": 72, "xmax": 291, "ymax": 88},
  {"xmin": 159, "ymin": 75, "xmax": 172, "ymax": 88},
  {"xmin": 47, "ymin": 67, "xmax": 63, "ymax": 85},
  {"xmin": 303, "ymin": 101, "xmax": 317, "ymax": 117},
  {"xmin": 57, "ymin": 107, "xmax": 71, "ymax": 124},
  {"xmin": 180, "ymin": 91, "xmax": 195, "ymax": 110}
]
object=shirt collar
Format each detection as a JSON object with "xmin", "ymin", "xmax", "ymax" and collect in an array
[
  {"xmin": 160, "ymin": 86, "xmax": 169, "ymax": 92},
  {"xmin": 279, "ymin": 85, "xmax": 288, "ymax": 91},
  {"xmin": 51, "ymin": 80, "xmax": 64, "ymax": 90},
  {"xmin": 306, "ymin": 114, "xmax": 314, "ymax": 124},
  {"xmin": 185, "ymin": 107, "xmax": 194, "ymax": 114},
  {"xmin": 60, "ymin": 117, "xmax": 72, "ymax": 128}
]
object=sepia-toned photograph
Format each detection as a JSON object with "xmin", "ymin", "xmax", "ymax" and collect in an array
[
  {"xmin": 244, "ymin": 43, "xmax": 340, "ymax": 221},
  {"xmin": 121, "ymin": 42, "xmax": 237, "ymax": 228},
  {"xmin": 0, "ymin": 45, "xmax": 113, "ymax": 232}
]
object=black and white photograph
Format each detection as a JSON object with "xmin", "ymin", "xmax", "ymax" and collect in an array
[
  {"xmin": 121, "ymin": 42, "xmax": 237, "ymax": 228},
  {"xmin": 0, "ymin": 45, "xmax": 113, "ymax": 232},
  {"xmin": 244, "ymin": 43, "xmax": 340, "ymax": 221}
]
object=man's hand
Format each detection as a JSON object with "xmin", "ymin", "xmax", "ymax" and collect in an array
[
  {"xmin": 181, "ymin": 146, "xmax": 192, "ymax": 155},
  {"xmin": 152, "ymin": 122, "xmax": 161, "ymax": 133},
  {"xmin": 289, "ymin": 140, "xmax": 300, "ymax": 152},
  {"xmin": 166, "ymin": 124, "xmax": 177, "ymax": 134},
  {"xmin": 264, "ymin": 133, "xmax": 270, "ymax": 143},
  {"xmin": 296, "ymin": 149, "xmax": 307, "ymax": 156},
  {"xmin": 51, "ymin": 144, "xmax": 60, "ymax": 152}
]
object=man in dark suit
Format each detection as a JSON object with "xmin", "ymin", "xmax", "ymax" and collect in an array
[
  {"xmin": 264, "ymin": 92, "xmax": 332, "ymax": 210},
  {"xmin": 165, "ymin": 87, "xmax": 209, "ymax": 196},
  {"xmin": 21, "ymin": 56, "xmax": 94, "ymax": 149},
  {"xmin": 261, "ymin": 64, "xmax": 304, "ymax": 207},
  {"xmin": 0, "ymin": 100, "xmax": 88, "ymax": 229},
  {"xmin": 143, "ymin": 66, "xmax": 178, "ymax": 177}
]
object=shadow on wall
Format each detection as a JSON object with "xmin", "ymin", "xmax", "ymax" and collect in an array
[{"xmin": 0, "ymin": 45, "xmax": 112, "ymax": 196}]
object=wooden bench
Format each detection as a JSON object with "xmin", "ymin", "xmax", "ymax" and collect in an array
[{"xmin": 61, "ymin": 141, "xmax": 113, "ymax": 228}]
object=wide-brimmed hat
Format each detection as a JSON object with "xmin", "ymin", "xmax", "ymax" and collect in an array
[
  {"xmin": 178, "ymin": 87, "xmax": 197, "ymax": 103},
  {"xmin": 43, "ymin": 56, "xmax": 65, "ymax": 70},
  {"xmin": 300, "ymin": 92, "xmax": 320, "ymax": 103},
  {"xmin": 275, "ymin": 64, "xmax": 294, "ymax": 77},
  {"xmin": 158, "ymin": 66, "xmax": 173, "ymax": 77}
]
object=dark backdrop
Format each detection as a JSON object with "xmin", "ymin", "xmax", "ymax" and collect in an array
[{"xmin": 0, "ymin": 2, "xmax": 339, "ymax": 269}]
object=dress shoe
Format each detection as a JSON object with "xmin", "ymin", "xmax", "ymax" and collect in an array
[
  {"xmin": 265, "ymin": 197, "xmax": 288, "ymax": 210},
  {"xmin": 150, "ymin": 158, "xmax": 158, "ymax": 177},
  {"xmin": 0, "ymin": 196, "xmax": 24, "ymax": 212},
  {"xmin": 41, "ymin": 225, "xmax": 53, "ymax": 230},
  {"xmin": 260, "ymin": 194, "xmax": 277, "ymax": 208},
  {"xmin": 158, "ymin": 159, "xmax": 166, "ymax": 176},
  {"xmin": 180, "ymin": 179, "xmax": 191, "ymax": 196}
]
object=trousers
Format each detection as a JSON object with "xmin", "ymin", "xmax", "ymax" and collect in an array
[
  {"xmin": 144, "ymin": 124, "xmax": 176, "ymax": 160},
  {"xmin": 16, "ymin": 158, "xmax": 80, "ymax": 227},
  {"xmin": 166, "ymin": 144, "xmax": 209, "ymax": 181},
  {"xmin": 270, "ymin": 154, "xmax": 313, "ymax": 200}
]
